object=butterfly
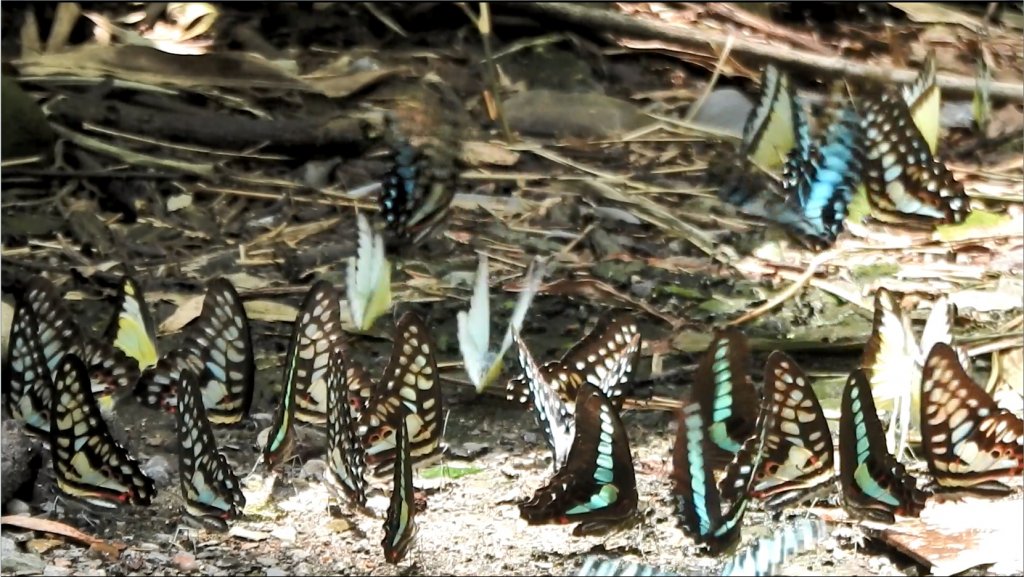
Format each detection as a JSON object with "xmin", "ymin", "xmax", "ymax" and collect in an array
[
  {"xmin": 751, "ymin": 351, "xmax": 836, "ymax": 509},
  {"xmin": 839, "ymin": 368, "xmax": 929, "ymax": 523},
  {"xmin": 576, "ymin": 557, "xmax": 675, "ymax": 577},
  {"xmin": 856, "ymin": 87, "xmax": 970, "ymax": 226},
  {"xmin": 263, "ymin": 281, "xmax": 344, "ymax": 469},
  {"xmin": 900, "ymin": 51, "xmax": 940, "ymax": 154},
  {"xmin": 693, "ymin": 328, "xmax": 760, "ymax": 468},
  {"xmin": 457, "ymin": 255, "xmax": 546, "ymax": 394},
  {"xmin": 50, "ymin": 353, "xmax": 156, "ymax": 509},
  {"xmin": 920, "ymin": 342, "xmax": 1024, "ymax": 494},
  {"xmin": 102, "ymin": 275, "xmax": 159, "ymax": 371},
  {"xmin": 719, "ymin": 517, "xmax": 829, "ymax": 577},
  {"xmin": 355, "ymin": 312, "xmax": 444, "ymax": 476},
  {"xmin": 5, "ymin": 276, "xmax": 138, "ymax": 435},
  {"xmin": 379, "ymin": 137, "xmax": 458, "ymax": 249},
  {"xmin": 346, "ymin": 212, "xmax": 393, "ymax": 332},
  {"xmin": 176, "ymin": 368, "xmax": 246, "ymax": 530},
  {"xmin": 519, "ymin": 382, "xmax": 640, "ymax": 536},
  {"xmin": 325, "ymin": 344, "xmax": 368, "ymax": 510},
  {"xmin": 862, "ymin": 288, "xmax": 969, "ymax": 457},
  {"xmin": 671, "ymin": 400, "xmax": 767, "ymax": 554},
  {"xmin": 135, "ymin": 278, "xmax": 255, "ymax": 425},
  {"xmin": 382, "ymin": 405, "xmax": 416, "ymax": 564}
]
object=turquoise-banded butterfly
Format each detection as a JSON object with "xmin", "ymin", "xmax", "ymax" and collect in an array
[
  {"xmin": 862, "ymin": 288, "xmax": 969, "ymax": 457},
  {"xmin": 264, "ymin": 281, "xmax": 342, "ymax": 469},
  {"xmin": 356, "ymin": 312, "xmax": 444, "ymax": 476},
  {"xmin": 382, "ymin": 405, "xmax": 416, "ymax": 564},
  {"xmin": 176, "ymin": 368, "xmax": 245, "ymax": 530},
  {"xmin": 379, "ymin": 137, "xmax": 458, "ymax": 250},
  {"xmin": 719, "ymin": 517, "xmax": 829, "ymax": 576},
  {"xmin": 670, "ymin": 400, "xmax": 767, "ymax": 554},
  {"xmin": 5, "ymin": 276, "xmax": 138, "ymax": 436},
  {"xmin": 103, "ymin": 275, "xmax": 159, "ymax": 371},
  {"xmin": 577, "ymin": 557, "xmax": 675, "ymax": 577},
  {"xmin": 519, "ymin": 382, "xmax": 639, "ymax": 536},
  {"xmin": 135, "ymin": 278, "xmax": 254, "ymax": 425},
  {"xmin": 920, "ymin": 342, "xmax": 1024, "ymax": 494},
  {"xmin": 839, "ymin": 368, "xmax": 928, "ymax": 523},
  {"xmin": 693, "ymin": 328, "xmax": 760, "ymax": 468},
  {"xmin": 325, "ymin": 345, "xmax": 368, "ymax": 510},
  {"xmin": 752, "ymin": 351, "xmax": 836, "ymax": 509},
  {"xmin": 856, "ymin": 87, "xmax": 970, "ymax": 226},
  {"xmin": 50, "ymin": 353, "xmax": 156, "ymax": 509},
  {"xmin": 508, "ymin": 313, "xmax": 641, "ymax": 470}
]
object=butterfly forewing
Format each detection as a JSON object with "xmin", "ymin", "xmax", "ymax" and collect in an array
[
  {"xmin": 176, "ymin": 368, "xmax": 245, "ymax": 529},
  {"xmin": 921, "ymin": 343, "xmax": 1024, "ymax": 493},
  {"xmin": 326, "ymin": 347, "xmax": 368, "ymax": 509},
  {"xmin": 694, "ymin": 328, "xmax": 760, "ymax": 468},
  {"xmin": 382, "ymin": 409, "xmax": 416, "ymax": 563},
  {"xmin": 752, "ymin": 352, "xmax": 836, "ymax": 509},
  {"xmin": 4, "ymin": 295, "xmax": 55, "ymax": 435},
  {"xmin": 358, "ymin": 312, "xmax": 443, "ymax": 475},
  {"xmin": 104, "ymin": 275, "xmax": 159, "ymax": 371},
  {"xmin": 858, "ymin": 88, "xmax": 970, "ymax": 225},
  {"xmin": 519, "ymin": 383, "xmax": 639, "ymax": 536},
  {"xmin": 510, "ymin": 325, "xmax": 574, "ymax": 470},
  {"xmin": 740, "ymin": 64, "xmax": 809, "ymax": 174},
  {"xmin": 50, "ymin": 354, "xmax": 156, "ymax": 509},
  {"xmin": 839, "ymin": 369, "xmax": 928, "ymax": 523}
]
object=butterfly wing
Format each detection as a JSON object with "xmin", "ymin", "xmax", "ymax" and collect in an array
[
  {"xmin": 671, "ymin": 402, "xmax": 734, "ymax": 552},
  {"xmin": 921, "ymin": 343, "xmax": 1024, "ymax": 493},
  {"xmin": 379, "ymin": 139, "xmax": 457, "ymax": 247},
  {"xmin": 900, "ymin": 51, "xmax": 940, "ymax": 154},
  {"xmin": 381, "ymin": 408, "xmax": 417, "ymax": 564},
  {"xmin": 4, "ymin": 292, "xmax": 56, "ymax": 435},
  {"xmin": 519, "ymin": 382, "xmax": 639, "ymax": 536},
  {"xmin": 457, "ymin": 253, "xmax": 493, "ymax": 391},
  {"xmin": 176, "ymin": 368, "xmax": 245, "ymax": 530},
  {"xmin": 858, "ymin": 88, "xmax": 970, "ymax": 225},
  {"xmin": 739, "ymin": 64, "xmax": 809, "ymax": 174},
  {"xmin": 326, "ymin": 346, "xmax": 368, "ymax": 509},
  {"xmin": 753, "ymin": 351, "xmax": 836, "ymax": 509},
  {"xmin": 104, "ymin": 275, "xmax": 159, "ymax": 371},
  {"xmin": 344, "ymin": 354, "xmax": 375, "ymax": 422},
  {"xmin": 839, "ymin": 369, "xmax": 928, "ymax": 523},
  {"xmin": 358, "ymin": 312, "xmax": 443, "ymax": 475},
  {"xmin": 510, "ymin": 325, "xmax": 574, "ymax": 470},
  {"xmin": 555, "ymin": 313, "xmax": 643, "ymax": 410},
  {"xmin": 50, "ymin": 354, "xmax": 156, "ymax": 509},
  {"xmin": 694, "ymin": 328, "xmax": 760, "ymax": 467}
]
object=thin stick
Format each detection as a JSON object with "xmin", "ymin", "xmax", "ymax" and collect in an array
[{"xmin": 727, "ymin": 249, "xmax": 840, "ymax": 327}]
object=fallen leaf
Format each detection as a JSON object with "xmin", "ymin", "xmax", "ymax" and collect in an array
[{"xmin": 0, "ymin": 515, "xmax": 126, "ymax": 558}]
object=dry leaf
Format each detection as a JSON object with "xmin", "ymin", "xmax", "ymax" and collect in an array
[
  {"xmin": 243, "ymin": 300, "xmax": 299, "ymax": 323},
  {"xmin": 459, "ymin": 141, "xmax": 521, "ymax": 167}
]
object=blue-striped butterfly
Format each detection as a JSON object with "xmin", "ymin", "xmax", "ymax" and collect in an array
[
  {"xmin": 719, "ymin": 517, "xmax": 829, "ymax": 576},
  {"xmin": 103, "ymin": 275, "xmax": 159, "ymax": 371},
  {"xmin": 135, "ymin": 278, "xmax": 254, "ymax": 425},
  {"xmin": 382, "ymin": 404, "xmax": 416, "ymax": 563},
  {"xmin": 263, "ymin": 281, "xmax": 343, "ymax": 470},
  {"xmin": 519, "ymin": 382, "xmax": 639, "ymax": 536},
  {"xmin": 5, "ymin": 276, "xmax": 138, "ymax": 436},
  {"xmin": 379, "ymin": 136, "xmax": 457, "ymax": 249},
  {"xmin": 920, "ymin": 342, "xmax": 1024, "ymax": 494},
  {"xmin": 856, "ymin": 87, "xmax": 970, "ymax": 226},
  {"xmin": 325, "ymin": 345, "xmax": 368, "ymax": 510},
  {"xmin": 671, "ymin": 400, "xmax": 767, "ymax": 554},
  {"xmin": 839, "ymin": 368, "xmax": 928, "ymax": 523},
  {"xmin": 176, "ymin": 368, "xmax": 245, "ymax": 530},
  {"xmin": 752, "ymin": 351, "xmax": 836, "ymax": 509},
  {"xmin": 50, "ymin": 353, "xmax": 155, "ymax": 509},
  {"xmin": 356, "ymin": 312, "xmax": 444, "ymax": 476},
  {"xmin": 693, "ymin": 328, "xmax": 760, "ymax": 468},
  {"xmin": 577, "ymin": 557, "xmax": 674, "ymax": 577}
]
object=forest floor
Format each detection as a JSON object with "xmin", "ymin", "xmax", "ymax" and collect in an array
[{"xmin": 1, "ymin": 3, "xmax": 1023, "ymax": 576}]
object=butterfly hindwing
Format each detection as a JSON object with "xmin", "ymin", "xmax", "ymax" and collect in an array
[
  {"xmin": 752, "ymin": 351, "xmax": 836, "ymax": 509},
  {"xmin": 357, "ymin": 312, "xmax": 443, "ymax": 475},
  {"xmin": 519, "ymin": 382, "xmax": 639, "ymax": 536},
  {"xmin": 50, "ymin": 354, "xmax": 156, "ymax": 509},
  {"xmin": 694, "ymin": 328, "xmax": 760, "ymax": 468},
  {"xmin": 382, "ymin": 407, "xmax": 417, "ymax": 563},
  {"xmin": 920, "ymin": 343, "xmax": 1024, "ymax": 494},
  {"xmin": 839, "ymin": 369, "xmax": 928, "ymax": 523},
  {"xmin": 176, "ymin": 368, "xmax": 245, "ymax": 530},
  {"xmin": 326, "ymin": 346, "xmax": 368, "ymax": 509}
]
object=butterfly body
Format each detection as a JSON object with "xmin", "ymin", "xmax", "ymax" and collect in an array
[
  {"xmin": 839, "ymin": 369, "xmax": 928, "ymax": 523},
  {"xmin": 50, "ymin": 354, "xmax": 155, "ymax": 509},
  {"xmin": 920, "ymin": 343, "xmax": 1024, "ymax": 494},
  {"xmin": 519, "ymin": 382, "xmax": 639, "ymax": 536}
]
